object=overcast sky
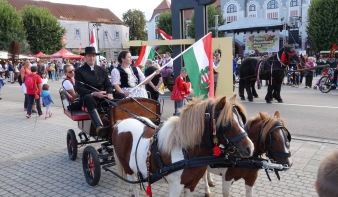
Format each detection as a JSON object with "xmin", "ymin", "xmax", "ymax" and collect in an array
[{"xmin": 46, "ymin": 0, "xmax": 170, "ymax": 21}]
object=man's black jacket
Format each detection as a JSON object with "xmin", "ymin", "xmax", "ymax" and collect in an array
[{"xmin": 74, "ymin": 63, "xmax": 113, "ymax": 97}]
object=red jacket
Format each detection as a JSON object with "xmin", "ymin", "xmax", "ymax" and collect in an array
[{"xmin": 175, "ymin": 76, "xmax": 191, "ymax": 98}]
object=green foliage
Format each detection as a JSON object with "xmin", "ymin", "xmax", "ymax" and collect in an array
[
  {"xmin": 307, "ymin": 0, "xmax": 338, "ymax": 52},
  {"xmin": 156, "ymin": 11, "xmax": 173, "ymax": 53},
  {"xmin": 0, "ymin": 0, "xmax": 27, "ymax": 52},
  {"xmin": 21, "ymin": 5, "xmax": 65, "ymax": 54},
  {"xmin": 122, "ymin": 9, "xmax": 147, "ymax": 55},
  {"xmin": 188, "ymin": 5, "xmax": 226, "ymax": 38}
]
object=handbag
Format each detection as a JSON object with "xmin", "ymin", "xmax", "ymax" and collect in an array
[{"xmin": 170, "ymin": 84, "xmax": 184, "ymax": 101}]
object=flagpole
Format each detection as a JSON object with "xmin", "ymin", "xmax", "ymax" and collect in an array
[{"xmin": 129, "ymin": 32, "xmax": 212, "ymax": 93}]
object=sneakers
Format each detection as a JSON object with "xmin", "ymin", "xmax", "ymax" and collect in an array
[
  {"xmin": 45, "ymin": 113, "xmax": 53, "ymax": 119},
  {"xmin": 39, "ymin": 113, "xmax": 44, "ymax": 118},
  {"xmin": 26, "ymin": 114, "xmax": 31, "ymax": 118}
]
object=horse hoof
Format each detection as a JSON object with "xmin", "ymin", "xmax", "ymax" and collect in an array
[
  {"xmin": 278, "ymin": 100, "xmax": 283, "ymax": 103},
  {"xmin": 266, "ymin": 100, "xmax": 272, "ymax": 103},
  {"xmin": 208, "ymin": 181, "xmax": 215, "ymax": 187},
  {"xmin": 254, "ymin": 96, "xmax": 259, "ymax": 98},
  {"xmin": 240, "ymin": 97, "xmax": 245, "ymax": 100},
  {"xmin": 205, "ymin": 193, "xmax": 212, "ymax": 197}
]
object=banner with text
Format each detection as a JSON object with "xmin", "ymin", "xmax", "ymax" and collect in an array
[{"xmin": 246, "ymin": 32, "xmax": 279, "ymax": 53}]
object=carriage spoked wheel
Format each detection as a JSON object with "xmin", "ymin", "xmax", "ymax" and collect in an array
[
  {"xmin": 67, "ymin": 129, "xmax": 78, "ymax": 161},
  {"xmin": 82, "ymin": 146, "xmax": 101, "ymax": 186},
  {"xmin": 318, "ymin": 76, "xmax": 332, "ymax": 93}
]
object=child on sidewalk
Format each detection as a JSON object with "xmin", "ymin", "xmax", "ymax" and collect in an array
[{"xmin": 41, "ymin": 84, "xmax": 54, "ymax": 119}]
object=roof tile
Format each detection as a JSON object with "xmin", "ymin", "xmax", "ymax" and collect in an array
[{"xmin": 7, "ymin": 0, "xmax": 124, "ymax": 25}]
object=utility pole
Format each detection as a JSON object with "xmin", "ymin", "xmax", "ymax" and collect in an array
[
  {"xmin": 282, "ymin": 8, "xmax": 287, "ymax": 47},
  {"xmin": 214, "ymin": 15, "xmax": 219, "ymax": 38},
  {"xmin": 93, "ymin": 23, "xmax": 101, "ymax": 64}
]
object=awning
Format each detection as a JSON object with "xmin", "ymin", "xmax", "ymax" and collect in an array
[{"xmin": 218, "ymin": 17, "xmax": 290, "ymax": 33}]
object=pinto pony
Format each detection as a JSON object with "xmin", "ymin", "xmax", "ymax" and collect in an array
[
  {"xmin": 204, "ymin": 111, "xmax": 293, "ymax": 197},
  {"xmin": 112, "ymin": 95, "xmax": 254, "ymax": 197},
  {"xmin": 239, "ymin": 45, "xmax": 301, "ymax": 103}
]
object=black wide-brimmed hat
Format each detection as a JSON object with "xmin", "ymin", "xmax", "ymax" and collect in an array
[{"xmin": 80, "ymin": 46, "xmax": 100, "ymax": 56}]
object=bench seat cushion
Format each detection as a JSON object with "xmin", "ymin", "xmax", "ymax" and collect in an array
[{"xmin": 64, "ymin": 109, "xmax": 90, "ymax": 121}]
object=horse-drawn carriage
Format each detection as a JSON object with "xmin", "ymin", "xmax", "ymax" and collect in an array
[
  {"xmin": 60, "ymin": 88, "xmax": 162, "ymax": 186},
  {"xmin": 60, "ymin": 88, "xmax": 292, "ymax": 196}
]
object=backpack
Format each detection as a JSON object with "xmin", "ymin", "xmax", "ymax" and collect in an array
[{"xmin": 25, "ymin": 74, "xmax": 37, "ymax": 92}]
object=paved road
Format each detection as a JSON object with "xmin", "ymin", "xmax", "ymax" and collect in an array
[{"xmin": 2, "ymin": 77, "xmax": 338, "ymax": 140}]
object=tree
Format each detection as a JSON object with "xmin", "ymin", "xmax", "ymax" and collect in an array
[
  {"xmin": 307, "ymin": 0, "xmax": 338, "ymax": 52},
  {"xmin": 122, "ymin": 9, "xmax": 147, "ymax": 55},
  {"xmin": 188, "ymin": 5, "xmax": 226, "ymax": 38},
  {"xmin": 0, "ymin": 0, "xmax": 27, "ymax": 52},
  {"xmin": 156, "ymin": 11, "xmax": 173, "ymax": 53},
  {"xmin": 21, "ymin": 5, "xmax": 66, "ymax": 54}
]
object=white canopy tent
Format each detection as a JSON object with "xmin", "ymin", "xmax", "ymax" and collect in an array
[
  {"xmin": 0, "ymin": 51, "xmax": 37, "ymax": 60},
  {"xmin": 218, "ymin": 17, "xmax": 288, "ymax": 33}
]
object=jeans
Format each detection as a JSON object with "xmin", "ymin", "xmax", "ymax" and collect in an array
[
  {"xmin": 51, "ymin": 70, "xmax": 55, "ymax": 80},
  {"xmin": 24, "ymin": 94, "xmax": 28, "ymax": 109},
  {"xmin": 174, "ymin": 98, "xmax": 187, "ymax": 116},
  {"xmin": 9, "ymin": 71, "xmax": 14, "ymax": 83},
  {"xmin": 27, "ymin": 94, "xmax": 42, "ymax": 115}
]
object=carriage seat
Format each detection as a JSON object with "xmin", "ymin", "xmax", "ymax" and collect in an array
[{"xmin": 59, "ymin": 88, "xmax": 90, "ymax": 121}]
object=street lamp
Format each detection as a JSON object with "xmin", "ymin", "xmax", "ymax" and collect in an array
[{"xmin": 93, "ymin": 22, "xmax": 101, "ymax": 64}]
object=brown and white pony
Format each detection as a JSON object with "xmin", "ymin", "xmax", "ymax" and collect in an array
[
  {"xmin": 204, "ymin": 111, "xmax": 292, "ymax": 197},
  {"xmin": 112, "ymin": 95, "xmax": 254, "ymax": 197}
]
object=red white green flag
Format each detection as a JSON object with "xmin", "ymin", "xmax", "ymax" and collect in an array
[
  {"xmin": 135, "ymin": 46, "xmax": 155, "ymax": 67},
  {"xmin": 182, "ymin": 33, "xmax": 214, "ymax": 99}
]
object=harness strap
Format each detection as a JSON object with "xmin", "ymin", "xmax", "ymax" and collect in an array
[{"xmin": 229, "ymin": 132, "xmax": 248, "ymax": 143}]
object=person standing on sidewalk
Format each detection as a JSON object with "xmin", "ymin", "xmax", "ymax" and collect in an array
[
  {"xmin": 25, "ymin": 66, "xmax": 43, "ymax": 118},
  {"xmin": 8, "ymin": 61, "xmax": 14, "ymax": 84},
  {"xmin": 20, "ymin": 59, "xmax": 31, "ymax": 111}
]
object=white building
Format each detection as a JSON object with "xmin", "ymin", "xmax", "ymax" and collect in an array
[
  {"xmin": 221, "ymin": 0, "xmax": 312, "ymax": 56},
  {"xmin": 8, "ymin": 0, "xmax": 129, "ymax": 60}
]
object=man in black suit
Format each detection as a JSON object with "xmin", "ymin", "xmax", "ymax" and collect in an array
[{"xmin": 75, "ymin": 47, "xmax": 114, "ymax": 135}]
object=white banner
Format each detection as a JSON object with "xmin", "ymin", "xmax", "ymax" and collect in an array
[{"xmin": 246, "ymin": 32, "xmax": 280, "ymax": 54}]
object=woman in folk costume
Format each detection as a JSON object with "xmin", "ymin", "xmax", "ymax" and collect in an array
[
  {"xmin": 111, "ymin": 50, "xmax": 159, "ymax": 98},
  {"xmin": 161, "ymin": 52, "xmax": 174, "ymax": 77}
]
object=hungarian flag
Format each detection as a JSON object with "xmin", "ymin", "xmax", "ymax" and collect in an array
[
  {"xmin": 182, "ymin": 33, "xmax": 214, "ymax": 99},
  {"xmin": 135, "ymin": 46, "xmax": 155, "ymax": 66},
  {"xmin": 157, "ymin": 28, "xmax": 172, "ymax": 40},
  {"xmin": 89, "ymin": 29, "xmax": 99, "ymax": 65}
]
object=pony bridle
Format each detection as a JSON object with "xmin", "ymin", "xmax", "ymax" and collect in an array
[
  {"xmin": 277, "ymin": 48, "xmax": 298, "ymax": 66},
  {"xmin": 259, "ymin": 121, "xmax": 291, "ymax": 161},
  {"xmin": 204, "ymin": 105, "xmax": 248, "ymax": 156}
]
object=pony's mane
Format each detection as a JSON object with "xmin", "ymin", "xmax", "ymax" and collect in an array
[
  {"xmin": 246, "ymin": 112, "xmax": 285, "ymax": 143},
  {"xmin": 158, "ymin": 96, "xmax": 243, "ymax": 154}
]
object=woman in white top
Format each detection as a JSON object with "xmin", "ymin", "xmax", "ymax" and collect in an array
[
  {"xmin": 111, "ymin": 51, "xmax": 159, "ymax": 98},
  {"xmin": 62, "ymin": 64, "xmax": 79, "ymax": 100}
]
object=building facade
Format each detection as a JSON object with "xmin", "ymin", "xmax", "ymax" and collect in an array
[
  {"xmin": 221, "ymin": 0, "xmax": 312, "ymax": 56},
  {"xmin": 7, "ymin": 0, "xmax": 129, "ymax": 60}
]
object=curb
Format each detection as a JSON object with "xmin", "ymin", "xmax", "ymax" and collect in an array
[{"xmin": 293, "ymin": 135, "xmax": 338, "ymax": 145}]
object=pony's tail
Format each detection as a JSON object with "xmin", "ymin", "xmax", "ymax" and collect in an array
[{"xmin": 113, "ymin": 149, "xmax": 126, "ymax": 187}]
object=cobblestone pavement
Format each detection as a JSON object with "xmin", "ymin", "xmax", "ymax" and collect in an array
[{"xmin": 1, "ymin": 100, "xmax": 336, "ymax": 197}]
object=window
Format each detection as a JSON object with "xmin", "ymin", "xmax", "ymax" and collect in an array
[
  {"xmin": 155, "ymin": 15, "xmax": 159, "ymax": 22},
  {"xmin": 74, "ymin": 28, "xmax": 80, "ymax": 40},
  {"xmin": 115, "ymin": 31, "xmax": 119, "ymax": 40},
  {"xmin": 103, "ymin": 30, "xmax": 108, "ymax": 41},
  {"xmin": 227, "ymin": 4, "xmax": 237, "ymax": 13},
  {"xmin": 114, "ymin": 52, "xmax": 118, "ymax": 60},
  {"xmin": 249, "ymin": 4, "xmax": 256, "ymax": 11},
  {"xmin": 267, "ymin": 0, "xmax": 278, "ymax": 9},
  {"xmin": 290, "ymin": 0, "xmax": 298, "ymax": 7},
  {"xmin": 155, "ymin": 29, "xmax": 158, "ymax": 39}
]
